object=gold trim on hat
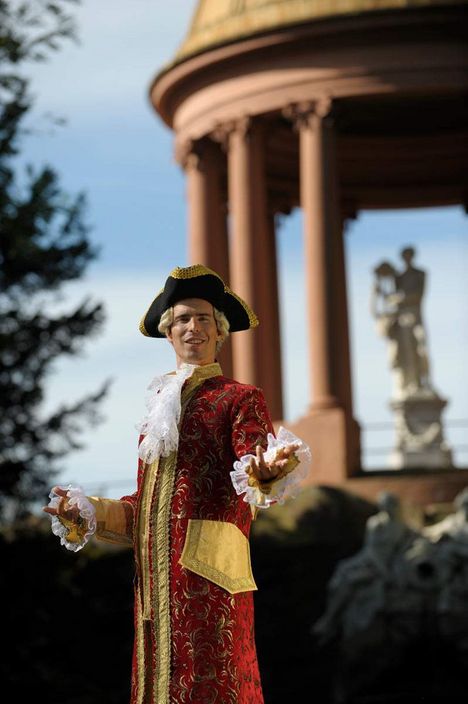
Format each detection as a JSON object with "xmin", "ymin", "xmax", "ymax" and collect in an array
[
  {"xmin": 170, "ymin": 264, "xmax": 223, "ymax": 281},
  {"xmin": 139, "ymin": 286, "xmax": 164, "ymax": 337},
  {"xmin": 226, "ymin": 287, "xmax": 259, "ymax": 328},
  {"xmin": 139, "ymin": 319, "xmax": 150, "ymax": 337}
]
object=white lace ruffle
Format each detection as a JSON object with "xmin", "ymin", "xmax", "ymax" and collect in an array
[
  {"xmin": 48, "ymin": 485, "xmax": 97, "ymax": 552},
  {"xmin": 230, "ymin": 426, "xmax": 311, "ymax": 509},
  {"xmin": 136, "ymin": 364, "xmax": 197, "ymax": 464}
]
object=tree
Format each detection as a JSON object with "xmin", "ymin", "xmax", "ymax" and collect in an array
[{"xmin": 0, "ymin": 0, "xmax": 107, "ymax": 520}]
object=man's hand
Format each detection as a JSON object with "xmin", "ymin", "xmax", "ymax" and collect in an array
[
  {"xmin": 246, "ymin": 442, "xmax": 301, "ymax": 485},
  {"xmin": 43, "ymin": 486, "xmax": 81, "ymax": 523}
]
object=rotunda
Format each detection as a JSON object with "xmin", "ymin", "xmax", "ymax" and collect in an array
[{"xmin": 150, "ymin": 0, "xmax": 468, "ymax": 503}]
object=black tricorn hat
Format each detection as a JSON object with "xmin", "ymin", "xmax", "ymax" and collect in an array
[{"xmin": 139, "ymin": 265, "xmax": 259, "ymax": 338}]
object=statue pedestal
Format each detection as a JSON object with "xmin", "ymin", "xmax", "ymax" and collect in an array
[{"xmin": 389, "ymin": 392, "xmax": 453, "ymax": 469}]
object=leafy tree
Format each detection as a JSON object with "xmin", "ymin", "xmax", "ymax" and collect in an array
[{"xmin": 0, "ymin": 0, "xmax": 107, "ymax": 520}]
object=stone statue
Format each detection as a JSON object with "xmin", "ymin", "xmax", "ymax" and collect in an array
[
  {"xmin": 371, "ymin": 246, "xmax": 452, "ymax": 469},
  {"xmin": 314, "ymin": 492, "xmax": 416, "ymax": 643},
  {"xmin": 423, "ymin": 488, "xmax": 468, "ymax": 624},
  {"xmin": 313, "ymin": 490, "xmax": 468, "ymax": 696},
  {"xmin": 371, "ymin": 247, "xmax": 431, "ymax": 400},
  {"xmin": 424, "ymin": 488, "xmax": 468, "ymax": 546}
]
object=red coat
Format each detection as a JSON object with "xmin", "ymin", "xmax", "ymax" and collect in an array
[{"xmin": 116, "ymin": 363, "xmax": 273, "ymax": 704}]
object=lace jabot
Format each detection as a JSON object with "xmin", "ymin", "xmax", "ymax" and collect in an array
[{"xmin": 136, "ymin": 362, "xmax": 222, "ymax": 464}]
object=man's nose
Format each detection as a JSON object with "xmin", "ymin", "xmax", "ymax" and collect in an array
[{"xmin": 188, "ymin": 317, "xmax": 200, "ymax": 332}]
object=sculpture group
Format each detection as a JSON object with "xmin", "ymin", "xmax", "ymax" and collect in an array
[{"xmin": 314, "ymin": 489, "xmax": 468, "ymax": 694}]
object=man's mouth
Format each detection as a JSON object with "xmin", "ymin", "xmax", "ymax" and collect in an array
[{"xmin": 185, "ymin": 338, "xmax": 205, "ymax": 345}]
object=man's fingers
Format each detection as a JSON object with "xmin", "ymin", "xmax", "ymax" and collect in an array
[
  {"xmin": 43, "ymin": 506, "xmax": 56, "ymax": 515},
  {"xmin": 256, "ymin": 445, "xmax": 269, "ymax": 471},
  {"xmin": 276, "ymin": 443, "xmax": 300, "ymax": 460},
  {"xmin": 52, "ymin": 486, "xmax": 68, "ymax": 498},
  {"xmin": 246, "ymin": 457, "xmax": 256, "ymax": 475},
  {"xmin": 282, "ymin": 442, "xmax": 300, "ymax": 456}
]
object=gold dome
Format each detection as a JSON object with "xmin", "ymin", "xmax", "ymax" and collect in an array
[{"xmin": 176, "ymin": 0, "xmax": 464, "ymax": 61}]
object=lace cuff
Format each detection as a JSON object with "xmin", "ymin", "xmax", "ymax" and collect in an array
[
  {"xmin": 48, "ymin": 485, "xmax": 97, "ymax": 552},
  {"xmin": 230, "ymin": 426, "xmax": 311, "ymax": 509}
]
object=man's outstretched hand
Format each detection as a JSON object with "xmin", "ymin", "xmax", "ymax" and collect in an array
[
  {"xmin": 43, "ymin": 486, "xmax": 81, "ymax": 523},
  {"xmin": 246, "ymin": 442, "xmax": 300, "ymax": 485}
]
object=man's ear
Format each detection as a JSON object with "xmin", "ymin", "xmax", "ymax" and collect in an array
[{"xmin": 166, "ymin": 328, "xmax": 173, "ymax": 343}]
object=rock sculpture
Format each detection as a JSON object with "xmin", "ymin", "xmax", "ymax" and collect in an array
[
  {"xmin": 314, "ymin": 488, "xmax": 468, "ymax": 647},
  {"xmin": 314, "ymin": 492, "xmax": 416, "ymax": 643}
]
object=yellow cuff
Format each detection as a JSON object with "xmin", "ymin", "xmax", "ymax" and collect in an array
[{"xmin": 88, "ymin": 497, "xmax": 133, "ymax": 546}]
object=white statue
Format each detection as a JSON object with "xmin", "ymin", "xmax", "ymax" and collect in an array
[
  {"xmin": 371, "ymin": 247, "xmax": 432, "ymax": 400},
  {"xmin": 371, "ymin": 247, "xmax": 452, "ymax": 469}
]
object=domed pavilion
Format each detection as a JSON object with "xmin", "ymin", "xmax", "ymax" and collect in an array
[{"xmin": 150, "ymin": 0, "xmax": 468, "ymax": 505}]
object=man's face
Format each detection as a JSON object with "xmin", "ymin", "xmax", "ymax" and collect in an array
[{"xmin": 166, "ymin": 298, "xmax": 218, "ymax": 367}]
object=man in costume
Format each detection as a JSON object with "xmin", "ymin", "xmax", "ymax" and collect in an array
[{"xmin": 44, "ymin": 265, "xmax": 310, "ymax": 704}]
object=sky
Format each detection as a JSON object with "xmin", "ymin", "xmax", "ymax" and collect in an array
[{"xmin": 20, "ymin": 0, "xmax": 468, "ymax": 499}]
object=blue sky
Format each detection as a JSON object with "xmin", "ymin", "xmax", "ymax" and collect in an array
[{"xmin": 20, "ymin": 1, "xmax": 468, "ymax": 498}]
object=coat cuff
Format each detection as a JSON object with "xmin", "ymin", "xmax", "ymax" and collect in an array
[
  {"xmin": 230, "ymin": 426, "xmax": 311, "ymax": 509},
  {"xmin": 48, "ymin": 485, "xmax": 97, "ymax": 552}
]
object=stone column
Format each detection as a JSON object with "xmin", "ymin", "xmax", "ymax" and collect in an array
[
  {"xmin": 331, "ymin": 219, "xmax": 353, "ymax": 419},
  {"xmin": 293, "ymin": 98, "xmax": 340, "ymax": 410},
  {"xmin": 284, "ymin": 99, "xmax": 360, "ymax": 480},
  {"xmin": 179, "ymin": 138, "xmax": 229, "ymax": 282},
  {"xmin": 263, "ymin": 210, "xmax": 283, "ymax": 420},
  {"xmin": 178, "ymin": 137, "xmax": 232, "ymax": 377},
  {"xmin": 226, "ymin": 118, "xmax": 283, "ymax": 416}
]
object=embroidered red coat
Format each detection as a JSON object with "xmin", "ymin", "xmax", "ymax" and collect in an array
[{"xmin": 90, "ymin": 363, "xmax": 273, "ymax": 704}]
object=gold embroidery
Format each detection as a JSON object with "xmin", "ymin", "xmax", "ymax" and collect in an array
[
  {"xmin": 150, "ymin": 363, "xmax": 223, "ymax": 704},
  {"xmin": 152, "ymin": 452, "xmax": 176, "ymax": 704},
  {"xmin": 170, "ymin": 264, "xmax": 223, "ymax": 281},
  {"xmin": 132, "ymin": 458, "xmax": 160, "ymax": 702},
  {"xmin": 137, "ymin": 460, "xmax": 160, "ymax": 621},
  {"xmin": 179, "ymin": 519, "xmax": 257, "ymax": 594},
  {"xmin": 134, "ymin": 585, "xmax": 146, "ymax": 704}
]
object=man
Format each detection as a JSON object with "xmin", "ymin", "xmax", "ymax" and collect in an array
[{"xmin": 44, "ymin": 265, "xmax": 310, "ymax": 704}]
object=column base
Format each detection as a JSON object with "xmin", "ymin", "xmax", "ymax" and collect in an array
[{"xmin": 281, "ymin": 406, "xmax": 361, "ymax": 484}]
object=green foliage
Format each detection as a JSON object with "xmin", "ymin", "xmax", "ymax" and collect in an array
[{"xmin": 0, "ymin": 1, "xmax": 107, "ymax": 519}]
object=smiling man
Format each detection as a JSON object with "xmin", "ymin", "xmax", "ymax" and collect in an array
[
  {"xmin": 166, "ymin": 298, "xmax": 220, "ymax": 367},
  {"xmin": 44, "ymin": 265, "xmax": 310, "ymax": 704}
]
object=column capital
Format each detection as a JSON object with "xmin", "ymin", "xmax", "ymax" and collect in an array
[
  {"xmin": 175, "ymin": 137, "xmax": 217, "ymax": 169},
  {"xmin": 283, "ymin": 96, "xmax": 334, "ymax": 130},
  {"xmin": 175, "ymin": 138, "xmax": 199, "ymax": 169},
  {"xmin": 211, "ymin": 115, "xmax": 256, "ymax": 150}
]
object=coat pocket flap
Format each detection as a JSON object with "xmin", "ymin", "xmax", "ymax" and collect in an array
[{"xmin": 179, "ymin": 519, "xmax": 257, "ymax": 594}]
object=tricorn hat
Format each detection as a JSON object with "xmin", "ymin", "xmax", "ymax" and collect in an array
[{"xmin": 139, "ymin": 265, "xmax": 259, "ymax": 338}]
